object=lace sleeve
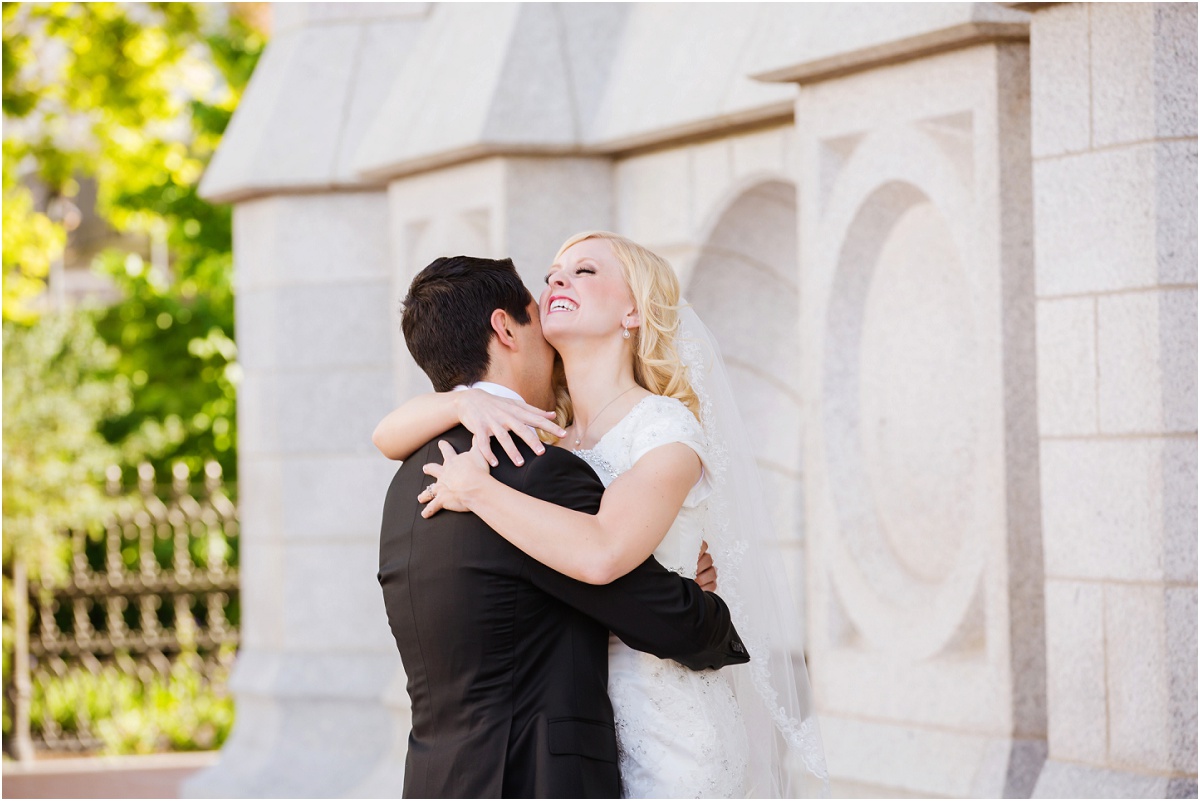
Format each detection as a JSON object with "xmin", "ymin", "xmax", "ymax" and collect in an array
[{"xmin": 628, "ymin": 396, "xmax": 713, "ymax": 508}]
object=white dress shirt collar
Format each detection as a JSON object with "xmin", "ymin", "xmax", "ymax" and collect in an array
[{"xmin": 453, "ymin": 381, "xmax": 527, "ymax": 405}]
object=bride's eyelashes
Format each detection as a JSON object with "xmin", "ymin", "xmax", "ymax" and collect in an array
[{"xmin": 543, "ymin": 267, "xmax": 596, "ymax": 284}]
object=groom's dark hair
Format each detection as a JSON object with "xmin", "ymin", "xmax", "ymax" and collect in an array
[{"xmin": 401, "ymin": 255, "xmax": 534, "ymax": 392}]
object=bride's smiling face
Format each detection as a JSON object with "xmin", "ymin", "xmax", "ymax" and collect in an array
[{"xmin": 540, "ymin": 238, "xmax": 636, "ymax": 345}]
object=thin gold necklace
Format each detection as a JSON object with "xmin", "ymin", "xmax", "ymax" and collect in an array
[{"xmin": 573, "ymin": 386, "xmax": 637, "ymax": 448}]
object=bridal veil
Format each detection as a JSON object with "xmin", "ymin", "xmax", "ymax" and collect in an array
[{"xmin": 677, "ymin": 303, "xmax": 829, "ymax": 798}]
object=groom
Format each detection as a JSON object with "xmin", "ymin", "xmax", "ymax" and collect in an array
[{"xmin": 377, "ymin": 255, "xmax": 748, "ymax": 799}]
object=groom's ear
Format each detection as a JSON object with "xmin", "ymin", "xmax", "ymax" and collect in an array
[{"xmin": 490, "ymin": 309, "xmax": 518, "ymax": 350}]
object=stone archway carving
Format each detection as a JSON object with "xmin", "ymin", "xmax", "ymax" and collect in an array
[{"xmin": 684, "ymin": 179, "xmax": 808, "ymax": 648}]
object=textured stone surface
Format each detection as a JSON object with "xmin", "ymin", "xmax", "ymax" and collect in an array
[
  {"xmin": 1035, "ymin": 144, "xmax": 1161, "ymax": 296},
  {"xmin": 233, "ymin": 193, "xmax": 392, "ymax": 291},
  {"xmin": 1106, "ymin": 583, "xmax": 1172, "ymax": 772},
  {"xmin": 350, "ymin": 3, "xmax": 521, "ymax": 176},
  {"xmin": 796, "ymin": 42, "xmax": 1042, "ymax": 794},
  {"xmin": 1165, "ymin": 586, "xmax": 1199, "ymax": 772},
  {"xmin": 236, "ymin": 281, "xmax": 393, "ymax": 372},
  {"xmin": 502, "ymin": 157, "xmax": 615, "ymax": 278},
  {"xmin": 1029, "ymin": 7, "xmax": 1198, "ymax": 792},
  {"xmin": 1035, "ymin": 296, "xmax": 1097, "ymax": 436},
  {"xmin": 1034, "ymin": 760, "xmax": 1169, "ymax": 799},
  {"xmin": 1152, "ymin": 3, "xmax": 1200, "ymax": 140},
  {"xmin": 748, "ymin": 2, "xmax": 1029, "ymax": 81},
  {"xmin": 201, "ymin": 25, "xmax": 360, "ymax": 197},
  {"xmin": 352, "ymin": 4, "xmax": 1030, "ymax": 178},
  {"xmin": 1030, "ymin": 2, "xmax": 1090, "ymax": 157},
  {"xmin": 1097, "ymin": 288, "xmax": 1198, "ymax": 434},
  {"xmin": 241, "ymin": 368, "xmax": 393, "ymax": 458},
  {"xmin": 1163, "ymin": 437, "xmax": 1198, "ymax": 584},
  {"xmin": 355, "ymin": 4, "xmax": 629, "ymax": 176},
  {"xmin": 188, "ymin": 188, "xmax": 403, "ymax": 796},
  {"xmin": 615, "ymin": 147, "xmax": 691, "ymax": 247},
  {"xmin": 1041, "ymin": 438, "xmax": 1169, "ymax": 582},
  {"xmin": 591, "ymin": 3, "xmax": 774, "ymax": 146},
  {"xmin": 1091, "ymin": 3, "xmax": 1159, "ymax": 149},
  {"xmin": 235, "ymin": 535, "xmax": 284, "ymax": 649},
  {"xmin": 283, "ymin": 541, "xmax": 390, "ymax": 650},
  {"xmin": 821, "ymin": 714, "xmax": 1040, "ymax": 798},
  {"xmin": 1155, "ymin": 139, "xmax": 1199, "ymax": 285},
  {"xmin": 1043, "ymin": 580, "xmax": 1107, "ymax": 764},
  {"xmin": 201, "ymin": 7, "xmax": 427, "ymax": 202},
  {"xmin": 272, "ymin": 3, "xmax": 430, "ymax": 31},
  {"xmin": 731, "ymin": 126, "xmax": 788, "ymax": 183},
  {"xmin": 1091, "ymin": 3, "xmax": 1199, "ymax": 148},
  {"xmin": 331, "ymin": 19, "xmax": 427, "ymax": 181},
  {"xmin": 282, "ymin": 456, "xmax": 397, "ymax": 542},
  {"xmin": 689, "ymin": 138, "xmax": 735, "ymax": 234}
]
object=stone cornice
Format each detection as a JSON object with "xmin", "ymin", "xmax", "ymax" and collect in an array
[
  {"xmin": 354, "ymin": 100, "xmax": 796, "ymax": 184},
  {"xmin": 753, "ymin": 20, "xmax": 1030, "ymax": 86}
]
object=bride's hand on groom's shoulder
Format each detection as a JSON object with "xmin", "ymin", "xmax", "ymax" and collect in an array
[
  {"xmin": 418, "ymin": 440, "xmax": 493, "ymax": 518},
  {"xmin": 455, "ymin": 389, "xmax": 566, "ymax": 468}
]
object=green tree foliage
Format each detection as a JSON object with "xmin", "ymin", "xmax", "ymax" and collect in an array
[
  {"xmin": 31, "ymin": 648, "xmax": 236, "ymax": 754},
  {"xmin": 2, "ymin": 312, "xmax": 127, "ymax": 741},
  {"xmin": 1, "ymin": 154, "xmax": 65, "ymax": 324},
  {"xmin": 2, "ymin": 2, "xmax": 265, "ymax": 481},
  {"xmin": 2, "ymin": 313, "xmax": 127, "ymax": 578},
  {"xmin": 3, "ymin": 4, "xmax": 262, "ymax": 753}
]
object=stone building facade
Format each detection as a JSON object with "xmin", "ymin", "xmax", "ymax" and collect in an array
[{"xmin": 184, "ymin": 3, "xmax": 1197, "ymax": 797}]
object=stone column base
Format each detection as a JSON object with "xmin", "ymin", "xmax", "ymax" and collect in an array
[
  {"xmin": 181, "ymin": 651, "xmax": 406, "ymax": 798},
  {"xmin": 823, "ymin": 715, "xmax": 1047, "ymax": 798}
]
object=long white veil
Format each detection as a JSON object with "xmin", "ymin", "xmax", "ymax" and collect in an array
[{"xmin": 677, "ymin": 303, "xmax": 829, "ymax": 798}]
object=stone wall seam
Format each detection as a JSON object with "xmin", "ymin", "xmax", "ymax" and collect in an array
[
  {"xmin": 1093, "ymin": 295, "xmax": 1101, "ymax": 434},
  {"xmin": 1100, "ymin": 581, "xmax": 1111, "ymax": 762},
  {"xmin": 1040, "ymin": 432, "xmax": 1198, "ymax": 441},
  {"xmin": 1032, "ymin": 133, "xmax": 1199, "ymax": 163},
  {"xmin": 1041, "ymin": 754, "xmax": 1197, "ymax": 780},
  {"xmin": 1042, "ymin": 576, "xmax": 1200, "ymax": 589},
  {"xmin": 818, "ymin": 710, "xmax": 1025, "ymax": 740},
  {"xmin": 1036, "ymin": 282, "xmax": 1199, "ymax": 301},
  {"xmin": 246, "ymin": 364, "xmax": 395, "ymax": 376}
]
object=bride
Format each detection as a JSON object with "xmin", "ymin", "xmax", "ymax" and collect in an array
[{"xmin": 373, "ymin": 231, "xmax": 828, "ymax": 797}]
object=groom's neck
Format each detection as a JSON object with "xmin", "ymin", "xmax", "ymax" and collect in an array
[
  {"xmin": 482, "ymin": 365, "xmax": 552, "ymax": 410},
  {"xmin": 479, "ymin": 365, "xmax": 525, "ymax": 401}
]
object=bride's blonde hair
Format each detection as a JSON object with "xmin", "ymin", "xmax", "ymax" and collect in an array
[{"xmin": 548, "ymin": 230, "xmax": 700, "ymax": 437}]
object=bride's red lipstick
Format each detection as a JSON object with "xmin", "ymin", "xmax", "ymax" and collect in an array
[{"xmin": 546, "ymin": 295, "xmax": 578, "ymax": 314}]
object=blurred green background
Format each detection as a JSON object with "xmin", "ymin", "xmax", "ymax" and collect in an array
[{"xmin": 3, "ymin": 1, "xmax": 265, "ymax": 757}]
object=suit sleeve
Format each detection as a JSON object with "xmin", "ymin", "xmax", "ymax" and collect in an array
[{"xmin": 514, "ymin": 446, "xmax": 750, "ymax": 671}]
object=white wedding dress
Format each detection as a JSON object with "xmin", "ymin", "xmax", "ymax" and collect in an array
[
  {"xmin": 564, "ymin": 305, "xmax": 827, "ymax": 797},
  {"xmin": 575, "ymin": 394, "xmax": 750, "ymax": 798}
]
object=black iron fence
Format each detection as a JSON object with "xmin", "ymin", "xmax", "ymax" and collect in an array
[{"xmin": 7, "ymin": 461, "xmax": 239, "ymax": 759}]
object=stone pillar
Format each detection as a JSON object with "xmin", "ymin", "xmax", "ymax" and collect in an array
[
  {"xmin": 182, "ymin": 193, "xmax": 402, "ymax": 798},
  {"xmin": 1028, "ymin": 4, "xmax": 1198, "ymax": 797},
  {"xmin": 182, "ymin": 5, "xmax": 428, "ymax": 796},
  {"xmin": 789, "ymin": 34, "xmax": 1045, "ymax": 797}
]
